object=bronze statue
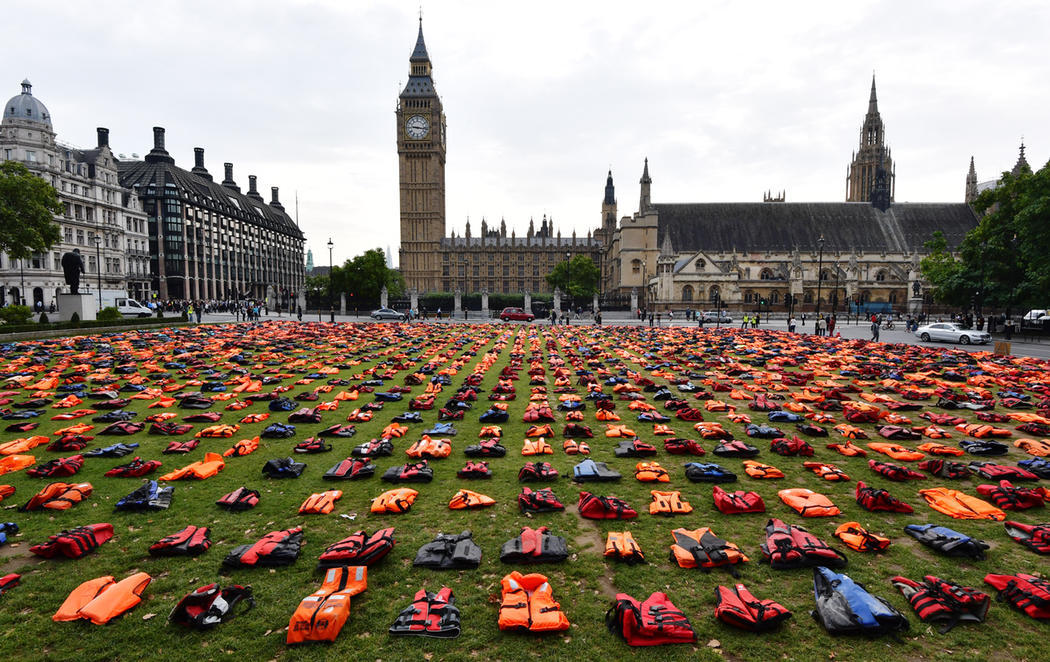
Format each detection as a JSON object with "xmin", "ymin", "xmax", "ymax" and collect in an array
[{"xmin": 61, "ymin": 249, "xmax": 86, "ymax": 294}]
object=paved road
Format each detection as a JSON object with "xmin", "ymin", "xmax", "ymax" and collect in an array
[{"xmin": 186, "ymin": 310, "xmax": 1050, "ymax": 360}]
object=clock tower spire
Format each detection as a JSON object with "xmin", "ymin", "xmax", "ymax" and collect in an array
[{"xmin": 398, "ymin": 18, "xmax": 447, "ymax": 292}]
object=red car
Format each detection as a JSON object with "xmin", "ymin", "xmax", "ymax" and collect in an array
[{"xmin": 500, "ymin": 307, "xmax": 534, "ymax": 322}]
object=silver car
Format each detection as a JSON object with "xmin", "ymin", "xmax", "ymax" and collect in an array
[
  {"xmin": 370, "ymin": 307, "xmax": 406, "ymax": 321},
  {"xmin": 915, "ymin": 322, "xmax": 991, "ymax": 345}
]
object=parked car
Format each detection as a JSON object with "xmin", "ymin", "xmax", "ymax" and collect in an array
[
  {"xmin": 915, "ymin": 322, "xmax": 991, "ymax": 345},
  {"xmin": 371, "ymin": 307, "xmax": 406, "ymax": 321},
  {"xmin": 701, "ymin": 310, "xmax": 733, "ymax": 323},
  {"xmin": 500, "ymin": 307, "xmax": 534, "ymax": 322}
]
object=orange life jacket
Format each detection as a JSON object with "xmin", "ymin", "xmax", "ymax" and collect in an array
[
  {"xmin": 299, "ymin": 490, "xmax": 343, "ymax": 515},
  {"xmin": 448, "ymin": 489, "xmax": 496, "ymax": 510},
  {"xmin": 0, "ymin": 436, "xmax": 49, "ymax": 455},
  {"xmin": 825, "ymin": 441, "xmax": 867, "ymax": 457},
  {"xmin": 1015, "ymin": 438, "xmax": 1050, "ymax": 457},
  {"xmin": 954, "ymin": 423, "xmax": 1010, "ymax": 438},
  {"xmin": 562, "ymin": 439, "xmax": 590, "ymax": 455},
  {"xmin": 670, "ymin": 527, "xmax": 749, "ymax": 571},
  {"xmin": 918, "ymin": 488, "xmax": 1006, "ymax": 521},
  {"xmin": 478, "ymin": 425, "xmax": 502, "ymax": 438},
  {"xmin": 649, "ymin": 490, "xmax": 693, "ymax": 515},
  {"xmin": 802, "ymin": 461, "xmax": 850, "ymax": 481},
  {"xmin": 604, "ymin": 424, "xmax": 636, "ymax": 438},
  {"xmin": 195, "ymin": 424, "xmax": 240, "ymax": 439},
  {"xmin": 653, "ymin": 424, "xmax": 675, "ymax": 436},
  {"xmin": 383, "ymin": 423, "xmax": 409, "ymax": 438},
  {"xmin": 21, "ymin": 481, "xmax": 92, "ymax": 511},
  {"xmin": 526, "ymin": 424, "xmax": 554, "ymax": 437},
  {"xmin": 743, "ymin": 460, "xmax": 784, "ymax": 479},
  {"xmin": 521, "ymin": 438, "xmax": 553, "ymax": 455},
  {"xmin": 867, "ymin": 442, "xmax": 925, "ymax": 461},
  {"xmin": 406, "ymin": 436, "xmax": 452, "ymax": 459},
  {"xmin": 0, "ymin": 454, "xmax": 36, "ymax": 475},
  {"xmin": 634, "ymin": 461, "xmax": 670, "ymax": 483},
  {"xmin": 834, "ymin": 424, "xmax": 867, "ymax": 439},
  {"xmin": 778, "ymin": 488, "xmax": 841, "ymax": 517},
  {"xmin": 833, "ymin": 522, "xmax": 891, "ymax": 552},
  {"xmin": 53, "ymin": 572, "xmax": 152, "ymax": 625},
  {"xmin": 498, "ymin": 571, "xmax": 570, "ymax": 632},
  {"xmin": 370, "ymin": 487, "xmax": 418, "ymax": 514},
  {"xmin": 159, "ymin": 452, "xmax": 225, "ymax": 481},
  {"xmin": 605, "ymin": 531, "xmax": 644, "ymax": 563},
  {"xmin": 916, "ymin": 425, "xmax": 952, "ymax": 439},
  {"xmin": 287, "ymin": 565, "xmax": 367, "ymax": 644},
  {"xmin": 0, "ymin": 484, "xmax": 14, "ymax": 503},
  {"xmin": 346, "ymin": 409, "xmax": 373, "ymax": 422},
  {"xmin": 223, "ymin": 436, "xmax": 260, "ymax": 457},
  {"xmin": 240, "ymin": 413, "xmax": 269, "ymax": 424},
  {"xmin": 917, "ymin": 442, "xmax": 964, "ymax": 456},
  {"xmin": 595, "ymin": 409, "xmax": 621, "ymax": 421}
]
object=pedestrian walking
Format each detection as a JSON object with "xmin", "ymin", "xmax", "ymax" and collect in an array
[
  {"xmin": 871, "ymin": 319, "xmax": 880, "ymax": 342},
  {"xmin": 788, "ymin": 316, "xmax": 796, "ymax": 333}
]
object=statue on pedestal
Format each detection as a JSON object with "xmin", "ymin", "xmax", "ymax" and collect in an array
[{"xmin": 61, "ymin": 249, "xmax": 86, "ymax": 294}]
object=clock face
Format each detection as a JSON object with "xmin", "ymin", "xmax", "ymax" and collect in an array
[{"xmin": 406, "ymin": 115, "xmax": 430, "ymax": 139}]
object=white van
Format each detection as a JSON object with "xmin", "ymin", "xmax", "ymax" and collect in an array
[
  {"xmin": 1023, "ymin": 310, "xmax": 1047, "ymax": 322},
  {"xmin": 114, "ymin": 298, "xmax": 151, "ymax": 318}
]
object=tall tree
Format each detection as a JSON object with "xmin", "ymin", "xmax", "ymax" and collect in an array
[
  {"xmin": 545, "ymin": 255, "xmax": 600, "ymax": 298},
  {"xmin": 919, "ymin": 231, "xmax": 968, "ymax": 307},
  {"xmin": 0, "ymin": 161, "xmax": 63, "ymax": 259},
  {"xmin": 330, "ymin": 248, "xmax": 404, "ymax": 305}
]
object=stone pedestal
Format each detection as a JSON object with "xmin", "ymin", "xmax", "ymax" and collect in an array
[
  {"xmin": 630, "ymin": 288, "xmax": 638, "ymax": 314},
  {"xmin": 481, "ymin": 291, "xmax": 489, "ymax": 318},
  {"xmin": 409, "ymin": 290, "xmax": 419, "ymax": 314},
  {"xmin": 593, "ymin": 292, "xmax": 599, "ymax": 312},
  {"xmin": 908, "ymin": 297, "xmax": 923, "ymax": 315},
  {"xmin": 453, "ymin": 290, "xmax": 462, "ymax": 315},
  {"xmin": 57, "ymin": 293, "xmax": 97, "ymax": 322},
  {"xmin": 340, "ymin": 293, "xmax": 346, "ymax": 316},
  {"xmin": 524, "ymin": 291, "xmax": 532, "ymax": 313},
  {"xmin": 553, "ymin": 288, "xmax": 562, "ymax": 314},
  {"xmin": 380, "ymin": 286, "xmax": 388, "ymax": 308}
]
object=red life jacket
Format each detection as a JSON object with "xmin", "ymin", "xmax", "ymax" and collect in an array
[
  {"xmin": 770, "ymin": 436, "xmax": 814, "ymax": 457},
  {"xmin": 983, "ymin": 573, "xmax": 1050, "ymax": 620},
  {"xmin": 293, "ymin": 438, "xmax": 333, "ymax": 454},
  {"xmin": 149, "ymin": 525, "xmax": 212, "ymax": 556},
  {"xmin": 976, "ymin": 480, "xmax": 1049, "ymax": 510},
  {"xmin": 714, "ymin": 583, "xmax": 792, "ymax": 632},
  {"xmin": 663, "ymin": 438, "xmax": 706, "ymax": 456},
  {"xmin": 388, "ymin": 586, "xmax": 461, "ymax": 638},
  {"xmin": 169, "ymin": 583, "xmax": 254, "ymax": 629},
  {"xmin": 1003, "ymin": 521, "xmax": 1050, "ymax": 554},
  {"xmin": 105, "ymin": 457, "xmax": 162, "ymax": 478},
  {"xmin": 223, "ymin": 527, "xmax": 303, "ymax": 568},
  {"xmin": 317, "ymin": 528, "xmax": 396, "ymax": 568},
  {"xmin": 869, "ymin": 459, "xmax": 927, "ymax": 481},
  {"xmin": 891, "ymin": 575, "xmax": 990, "ymax": 632},
  {"xmin": 216, "ymin": 486, "xmax": 260, "ymax": 511},
  {"xmin": 919, "ymin": 458, "xmax": 969, "ymax": 479},
  {"xmin": 518, "ymin": 462, "xmax": 558, "ymax": 482},
  {"xmin": 26, "ymin": 454, "xmax": 84, "ymax": 478},
  {"xmin": 607, "ymin": 592, "xmax": 696, "ymax": 646},
  {"xmin": 577, "ymin": 491, "xmax": 638, "ymax": 519},
  {"xmin": 30, "ymin": 523, "xmax": 113, "ymax": 559},
  {"xmin": 457, "ymin": 460, "xmax": 492, "ymax": 479},
  {"xmin": 323, "ymin": 457, "xmax": 375, "ymax": 480},
  {"xmin": 855, "ymin": 481, "xmax": 914, "ymax": 513},
  {"xmin": 968, "ymin": 461, "xmax": 1039, "ymax": 481},
  {"xmin": 760, "ymin": 518, "xmax": 847, "ymax": 569},
  {"xmin": 518, "ymin": 487, "xmax": 564, "ymax": 513},
  {"xmin": 164, "ymin": 439, "xmax": 201, "ymax": 454},
  {"xmin": 712, "ymin": 485, "xmax": 765, "ymax": 514}
]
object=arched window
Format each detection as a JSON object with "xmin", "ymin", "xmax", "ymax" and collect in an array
[
  {"xmin": 860, "ymin": 290, "xmax": 870, "ymax": 304},
  {"xmin": 708, "ymin": 286, "xmax": 720, "ymax": 302},
  {"xmin": 804, "ymin": 292, "xmax": 813, "ymax": 304},
  {"xmin": 820, "ymin": 270, "xmax": 829, "ymax": 281},
  {"xmin": 631, "ymin": 259, "xmax": 641, "ymax": 274},
  {"xmin": 760, "ymin": 268, "xmax": 774, "ymax": 280},
  {"xmin": 681, "ymin": 285, "xmax": 694, "ymax": 302},
  {"xmin": 695, "ymin": 259, "xmax": 705, "ymax": 270},
  {"xmin": 771, "ymin": 291, "xmax": 780, "ymax": 304},
  {"xmin": 889, "ymin": 292, "xmax": 898, "ymax": 304},
  {"xmin": 744, "ymin": 291, "xmax": 754, "ymax": 304},
  {"xmin": 875, "ymin": 270, "xmax": 886, "ymax": 282}
]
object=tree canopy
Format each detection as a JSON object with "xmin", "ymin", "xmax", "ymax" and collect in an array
[
  {"xmin": 330, "ymin": 248, "xmax": 404, "ymax": 305},
  {"xmin": 921, "ymin": 158, "xmax": 1050, "ymax": 312},
  {"xmin": 0, "ymin": 161, "xmax": 63, "ymax": 259},
  {"xmin": 545, "ymin": 255, "xmax": 600, "ymax": 298}
]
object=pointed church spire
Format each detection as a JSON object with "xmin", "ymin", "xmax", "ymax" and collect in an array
[
  {"xmin": 660, "ymin": 231, "xmax": 674, "ymax": 257},
  {"xmin": 847, "ymin": 75, "xmax": 893, "ymax": 203},
  {"xmin": 464, "ymin": 217, "xmax": 471, "ymax": 238},
  {"xmin": 1012, "ymin": 140, "xmax": 1031, "ymax": 177},
  {"xmin": 868, "ymin": 74, "xmax": 878, "ymax": 114},
  {"xmin": 604, "ymin": 169, "xmax": 616, "ymax": 205},
  {"xmin": 639, "ymin": 158, "xmax": 652, "ymax": 212},
  {"xmin": 965, "ymin": 156, "xmax": 978, "ymax": 204},
  {"xmin": 410, "ymin": 16, "xmax": 430, "ymax": 63}
]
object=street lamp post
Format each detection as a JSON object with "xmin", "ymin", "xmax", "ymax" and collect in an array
[
  {"xmin": 18, "ymin": 258, "xmax": 25, "ymax": 306},
  {"xmin": 815, "ymin": 235, "xmax": 825, "ymax": 322},
  {"xmin": 833, "ymin": 262, "xmax": 840, "ymax": 315},
  {"xmin": 94, "ymin": 234, "xmax": 103, "ymax": 311},
  {"xmin": 564, "ymin": 251, "xmax": 571, "ymax": 314},
  {"xmin": 327, "ymin": 238, "xmax": 334, "ymax": 323}
]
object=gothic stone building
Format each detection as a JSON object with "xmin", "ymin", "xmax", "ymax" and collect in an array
[
  {"xmin": 119, "ymin": 128, "xmax": 305, "ymax": 305},
  {"xmin": 396, "ymin": 22, "xmax": 599, "ymax": 295},
  {"xmin": 0, "ymin": 80, "xmax": 150, "ymax": 307},
  {"xmin": 600, "ymin": 79, "xmax": 979, "ymax": 314}
]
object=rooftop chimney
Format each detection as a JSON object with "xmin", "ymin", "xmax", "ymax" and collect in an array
[
  {"xmin": 191, "ymin": 147, "xmax": 212, "ymax": 180},
  {"xmin": 221, "ymin": 162, "xmax": 239, "ymax": 191},
  {"xmin": 270, "ymin": 186, "xmax": 285, "ymax": 210},
  {"xmin": 247, "ymin": 175, "xmax": 264, "ymax": 201},
  {"xmin": 96, "ymin": 127, "xmax": 109, "ymax": 148},
  {"xmin": 144, "ymin": 126, "xmax": 175, "ymax": 164}
]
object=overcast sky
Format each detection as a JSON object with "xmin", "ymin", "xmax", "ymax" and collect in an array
[{"xmin": 5, "ymin": 0, "xmax": 1048, "ymax": 265}]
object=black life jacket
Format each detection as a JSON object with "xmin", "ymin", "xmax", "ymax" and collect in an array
[
  {"xmin": 169, "ymin": 583, "xmax": 254, "ymax": 629},
  {"xmin": 606, "ymin": 591, "xmax": 696, "ymax": 646},
  {"xmin": 984, "ymin": 573, "xmax": 1050, "ymax": 620},
  {"xmin": 684, "ymin": 462, "xmax": 737, "ymax": 483},
  {"xmin": 919, "ymin": 458, "xmax": 970, "ymax": 479},
  {"xmin": 98, "ymin": 421, "xmax": 145, "ymax": 436},
  {"xmin": 324, "ymin": 457, "xmax": 375, "ymax": 480},
  {"xmin": 149, "ymin": 525, "xmax": 212, "ymax": 556},
  {"xmin": 216, "ymin": 486, "xmax": 260, "ymax": 511},
  {"xmin": 352, "ymin": 438, "xmax": 393, "ymax": 457},
  {"xmin": 293, "ymin": 438, "xmax": 332, "ymax": 454},
  {"xmin": 84, "ymin": 442, "xmax": 140, "ymax": 458},
  {"xmin": 577, "ymin": 491, "xmax": 638, "ymax": 520},
  {"xmin": 464, "ymin": 438, "xmax": 507, "ymax": 457},
  {"xmin": 760, "ymin": 518, "xmax": 847, "ymax": 569},
  {"xmin": 261, "ymin": 423, "xmax": 296, "ymax": 438},
  {"xmin": 812, "ymin": 567, "xmax": 909, "ymax": 636},
  {"xmin": 29, "ymin": 522, "xmax": 113, "ymax": 559},
  {"xmin": 500, "ymin": 526, "xmax": 569, "ymax": 564},
  {"xmin": 613, "ymin": 439, "xmax": 658, "ymax": 457},
  {"xmin": 713, "ymin": 583, "xmax": 792, "ymax": 632},
  {"xmin": 105, "ymin": 457, "xmax": 162, "ymax": 478},
  {"xmin": 905, "ymin": 524, "xmax": 989, "ymax": 560},
  {"xmin": 890, "ymin": 575, "xmax": 989, "ymax": 633},
  {"xmin": 743, "ymin": 424, "xmax": 782, "ymax": 439},
  {"xmin": 796, "ymin": 423, "xmax": 828, "ymax": 437},
  {"xmin": 115, "ymin": 480, "xmax": 174, "ymax": 511},
  {"xmin": 1003, "ymin": 521, "xmax": 1050, "ymax": 554},
  {"xmin": 317, "ymin": 423, "xmax": 357, "ymax": 438},
  {"xmin": 518, "ymin": 461, "xmax": 558, "ymax": 482},
  {"xmin": 262, "ymin": 457, "xmax": 306, "ymax": 478},
  {"xmin": 317, "ymin": 527, "xmax": 396, "ymax": 568},
  {"xmin": 562, "ymin": 423, "xmax": 594, "ymax": 438},
  {"xmin": 389, "ymin": 587, "xmax": 461, "ymax": 638},
  {"xmin": 382, "ymin": 461, "xmax": 434, "ymax": 483},
  {"xmin": 855, "ymin": 481, "xmax": 914, "ymax": 513},
  {"xmin": 713, "ymin": 440, "xmax": 761, "ymax": 457},
  {"xmin": 770, "ymin": 436, "xmax": 814, "ymax": 457},
  {"xmin": 869, "ymin": 459, "xmax": 926, "ymax": 481},
  {"xmin": 223, "ymin": 527, "xmax": 303, "ymax": 568},
  {"xmin": 712, "ymin": 485, "xmax": 765, "ymax": 514},
  {"xmin": 414, "ymin": 530, "xmax": 483, "ymax": 569},
  {"xmin": 518, "ymin": 486, "xmax": 564, "ymax": 513},
  {"xmin": 960, "ymin": 439, "xmax": 1009, "ymax": 456},
  {"xmin": 457, "ymin": 460, "xmax": 492, "ymax": 479}
]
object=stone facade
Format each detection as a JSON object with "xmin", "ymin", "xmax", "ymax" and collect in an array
[
  {"xmin": 396, "ymin": 22, "xmax": 599, "ymax": 296},
  {"xmin": 0, "ymin": 80, "xmax": 149, "ymax": 308}
]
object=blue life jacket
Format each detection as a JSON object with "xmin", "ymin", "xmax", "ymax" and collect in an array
[
  {"xmin": 116, "ymin": 480, "xmax": 174, "ymax": 511},
  {"xmin": 812, "ymin": 566, "xmax": 908, "ymax": 635},
  {"xmin": 1018, "ymin": 458, "xmax": 1050, "ymax": 479},
  {"xmin": 904, "ymin": 524, "xmax": 988, "ymax": 560},
  {"xmin": 573, "ymin": 459, "xmax": 621, "ymax": 482},
  {"xmin": 683, "ymin": 462, "xmax": 737, "ymax": 483}
]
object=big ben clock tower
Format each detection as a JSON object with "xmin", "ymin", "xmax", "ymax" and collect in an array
[{"xmin": 397, "ymin": 19, "xmax": 446, "ymax": 293}]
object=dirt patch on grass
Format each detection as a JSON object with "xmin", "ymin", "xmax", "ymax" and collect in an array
[
  {"xmin": 0, "ymin": 543, "xmax": 40, "ymax": 573},
  {"xmin": 570, "ymin": 504, "xmax": 617, "ymax": 598}
]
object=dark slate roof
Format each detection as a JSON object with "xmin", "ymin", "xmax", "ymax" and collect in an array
[
  {"xmin": 401, "ymin": 76, "xmax": 436, "ymax": 98},
  {"xmin": 653, "ymin": 202, "xmax": 977, "ymax": 254},
  {"xmin": 118, "ymin": 157, "xmax": 304, "ymax": 239},
  {"xmin": 441, "ymin": 237, "xmax": 600, "ymax": 249},
  {"xmin": 410, "ymin": 22, "xmax": 430, "ymax": 62}
]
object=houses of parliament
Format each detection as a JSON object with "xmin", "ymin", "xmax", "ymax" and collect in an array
[{"xmin": 397, "ymin": 22, "xmax": 1024, "ymax": 312}]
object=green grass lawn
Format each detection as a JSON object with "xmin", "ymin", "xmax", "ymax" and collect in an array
[{"xmin": 0, "ymin": 321, "xmax": 1046, "ymax": 662}]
